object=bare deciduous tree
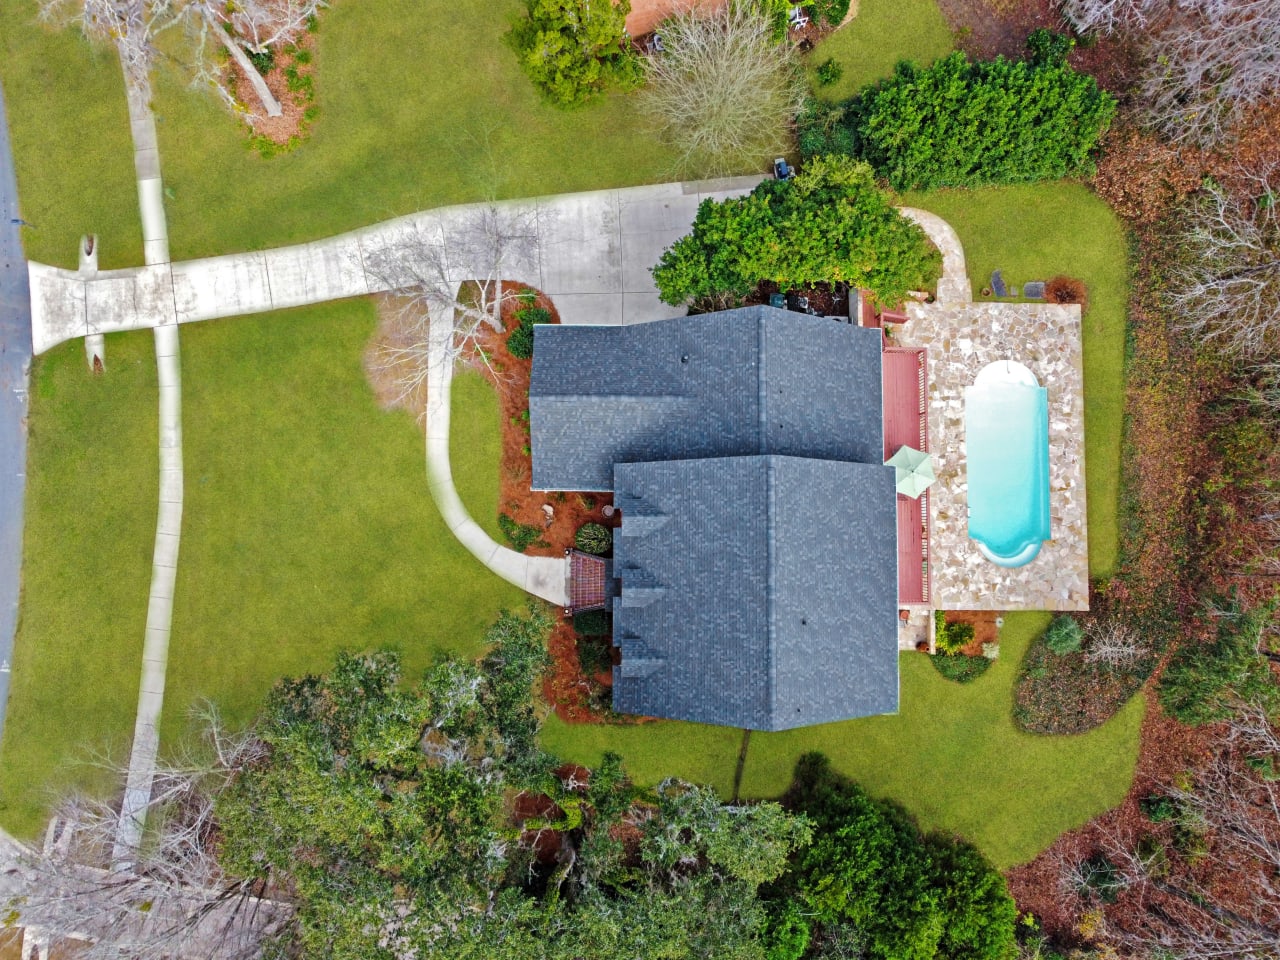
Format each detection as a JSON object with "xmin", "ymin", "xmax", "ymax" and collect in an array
[
  {"xmin": 38, "ymin": 0, "xmax": 324, "ymax": 119},
  {"xmin": 363, "ymin": 205, "xmax": 540, "ymax": 409},
  {"xmin": 1083, "ymin": 619, "xmax": 1148, "ymax": 667},
  {"xmin": 1, "ymin": 704, "xmax": 290, "ymax": 960},
  {"xmin": 210, "ymin": 0, "xmax": 323, "ymax": 53},
  {"xmin": 1171, "ymin": 162, "xmax": 1280, "ymax": 358},
  {"xmin": 1060, "ymin": 0, "xmax": 1280, "ymax": 146},
  {"xmin": 39, "ymin": 0, "xmax": 182, "ymax": 81},
  {"xmin": 640, "ymin": 0, "xmax": 807, "ymax": 176},
  {"xmin": 1060, "ymin": 726, "xmax": 1280, "ymax": 960}
]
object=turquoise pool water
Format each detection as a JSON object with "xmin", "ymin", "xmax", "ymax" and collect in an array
[{"xmin": 964, "ymin": 365, "xmax": 1051, "ymax": 568}]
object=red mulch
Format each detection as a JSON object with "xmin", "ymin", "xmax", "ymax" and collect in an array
[
  {"xmin": 469, "ymin": 286, "xmax": 620, "ymax": 559},
  {"xmin": 223, "ymin": 32, "xmax": 316, "ymax": 144},
  {"xmin": 543, "ymin": 618, "xmax": 614, "ymax": 724},
  {"xmin": 944, "ymin": 610, "xmax": 998, "ymax": 655}
]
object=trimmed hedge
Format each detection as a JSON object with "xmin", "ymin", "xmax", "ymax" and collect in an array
[
  {"xmin": 799, "ymin": 51, "xmax": 1116, "ymax": 190},
  {"xmin": 573, "ymin": 609, "xmax": 611, "ymax": 636},
  {"xmin": 575, "ymin": 522, "xmax": 612, "ymax": 555},
  {"xmin": 930, "ymin": 653, "xmax": 991, "ymax": 684},
  {"xmin": 506, "ymin": 306, "xmax": 552, "ymax": 360}
]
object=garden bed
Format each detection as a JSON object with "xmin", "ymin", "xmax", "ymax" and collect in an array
[
  {"xmin": 543, "ymin": 618, "xmax": 615, "ymax": 724},
  {"xmin": 468, "ymin": 285, "xmax": 620, "ymax": 558},
  {"xmin": 1012, "ymin": 602, "xmax": 1158, "ymax": 735},
  {"xmin": 223, "ymin": 30, "xmax": 319, "ymax": 154}
]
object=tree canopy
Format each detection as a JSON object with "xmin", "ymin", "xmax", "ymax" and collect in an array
[
  {"xmin": 801, "ymin": 51, "xmax": 1115, "ymax": 190},
  {"xmin": 779, "ymin": 753, "xmax": 1018, "ymax": 960},
  {"xmin": 651, "ymin": 155, "xmax": 941, "ymax": 309},
  {"xmin": 215, "ymin": 607, "xmax": 812, "ymax": 959},
  {"xmin": 506, "ymin": 0, "xmax": 640, "ymax": 108}
]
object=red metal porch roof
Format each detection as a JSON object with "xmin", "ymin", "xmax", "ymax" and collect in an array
[{"xmin": 882, "ymin": 347, "xmax": 930, "ymax": 605}]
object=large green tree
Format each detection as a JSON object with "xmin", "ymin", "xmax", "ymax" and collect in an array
[
  {"xmin": 652, "ymin": 155, "xmax": 941, "ymax": 309},
  {"xmin": 801, "ymin": 51, "xmax": 1115, "ymax": 190},
  {"xmin": 216, "ymin": 608, "xmax": 811, "ymax": 959},
  {"xmin": 507, "ymin": 0, "xmax": 640, "ymax": 108},
  {"xmin": 779, "ymin": 753, "xmax": 1018, "ymax": 960}
]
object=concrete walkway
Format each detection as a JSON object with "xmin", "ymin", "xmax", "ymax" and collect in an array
[
  {"xmin": 26, "ymin": 175, "xmax": 762, "ymax": 605},
  {"xmin": 424, "ymin": 303, "xmax": 569, "ymax": 605},
  {"xmin": 111, "ymin": 63, "xmax": 182, "ymax": 873},
  {"xmin": 899, "ymin": 207, "xmax": 971, "ymax": 304},
  {"xmin": 0, "ymin": 78, "xmax": 31, "ymax": 751},
  {"xmin": 28, "ymin": 177, "xmax": 763, "ymax": 353}
]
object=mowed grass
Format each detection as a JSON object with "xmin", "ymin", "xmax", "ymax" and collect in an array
[
  {"xmin": 0, "ymin": 2, "xmax": 141, "ymax": 269},
  {"xmin": 1, "ymin": 0, "xmax": 679, "ymax": 268},
  {"xmin": 143, "ymin": 0, "xmax": 681, "ymax": 263},
  {"xmin": 809, "ymin": 0, "xmax": 954, "ymax": 101},
  {"xmin": 901, "ymin": 181, "xmax": 1129, "ymax": 576},
  {"xmin": 0, "ymin": 303, "xmax": 521, "ymax": 837},
  {"xmin": 739, "ymin": 614, "xmax": 1143, "ymax": 869},
  {"xmin": 544, "ymin": 183, "xmax": 1137, "ymax": 868},
  {"xmin": 0, "ymin": 335, "xmax": 157, "ymax": 833}
]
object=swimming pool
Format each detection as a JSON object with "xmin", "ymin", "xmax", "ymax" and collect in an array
[{"xmin": 964, "ymin": 360, "xmax": 1051, "ymax": 568}]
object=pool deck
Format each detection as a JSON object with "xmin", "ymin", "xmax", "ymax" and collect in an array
[{"xmin": 893, "ymin": 300, "xmax": 1089, "ymax": 611}]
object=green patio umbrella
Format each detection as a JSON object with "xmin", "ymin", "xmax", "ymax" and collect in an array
[{"xmin": 885, "ymin": 445, "xmax": 936, "ymax": 499}]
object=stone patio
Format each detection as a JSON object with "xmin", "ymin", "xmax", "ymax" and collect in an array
[{"xmin": 892, "ymin": 301, "xmax": 1090, "ymax": 610}]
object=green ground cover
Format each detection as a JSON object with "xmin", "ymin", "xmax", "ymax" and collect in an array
[
  {"xmin": 809, "ymin": 0, "xmax": 954, "ymax": 101},
  {"xmin": 0, "ymin": 303, "xmax": 520, "ymax": 837},
  {"xmin": 544, "ymin": 182, "xmax": 1135, "ymax": 868}
]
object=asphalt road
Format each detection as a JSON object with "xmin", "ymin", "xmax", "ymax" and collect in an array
[{"xmin": 0, "ymin": 78, "xmax": 32, "ymax": 749}]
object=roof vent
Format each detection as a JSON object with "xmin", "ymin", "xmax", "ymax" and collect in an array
[{"xmin": 680, "ymin": 354, "xmax": 690, "ymax": 364}]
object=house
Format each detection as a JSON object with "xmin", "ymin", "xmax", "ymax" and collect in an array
[{"xmin": 529, "ymin": 306, "xmax": 901, "ymax": 731}]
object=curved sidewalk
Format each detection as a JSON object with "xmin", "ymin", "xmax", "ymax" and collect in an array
[
  {"xmin": 898, "ymin": 207, "xmax": 971, "ymax": 304},
  {"xmin": 112, "ymin": 63, "xmax": 183, "ymax": 872},
  {"xmin": 424, "ymin": 304, "xmax": 568, "ymax": 605}
]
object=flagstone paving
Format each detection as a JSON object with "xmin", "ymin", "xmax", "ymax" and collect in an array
[{"xmin": 894, "ymin": 300, "xmax": 1090, "ymax": 611}]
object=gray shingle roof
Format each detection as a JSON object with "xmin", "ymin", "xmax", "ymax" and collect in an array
[
  {"xmin": 529, "ymin": 306, "xmax": 885, "ymax": 491},
  {"xmin": 611, "ymin": 455, "xmax": 899, "ymax": 731}
]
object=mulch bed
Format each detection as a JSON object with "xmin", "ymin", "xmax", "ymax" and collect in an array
[
  {"xmin": 933, "ymin": 0, "xmax": 1140, "ymax": 94},
  {"xmin": 543, "ymin": 618, "xmax": 615, "ymax": 724},
  {"xmin": 223, "ymin": 32, "xmax": 317, "ymax": 147},
  {"xmin": 944, "ymin": 610, "xmax": 998, "ymax": 655},
  {"xmin": 749, "ymin": 280, "xmax": 850, "ymax": 317},
  {"xmin": 469, "ymin": 285, "xmax": 620, "ymax": 559}
]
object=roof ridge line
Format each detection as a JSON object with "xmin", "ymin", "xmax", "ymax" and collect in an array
[
  {"xmin": 757, "ymin": 308, "xmax": 769, "ymax": 453},
  {"xmin": 765, "ymin": 456, "xmax": 777, "ymax": 728}
]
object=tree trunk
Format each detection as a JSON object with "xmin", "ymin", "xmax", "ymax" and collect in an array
[{"xmin": 206, "ymin": 11, "xmax": 283, "ymax": 118}]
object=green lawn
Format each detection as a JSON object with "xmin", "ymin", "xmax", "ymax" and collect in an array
[
  {"xmin": 544, "ymin": 182, "xmax": 1136, "ymax": 869},
  {"xmin": 546, "ymin": 613, "xmax": 1143, "ymax": 870},
  {"xmin": 0, "ymin": 303, "xmax": 521, "ymax": 837},
  {"xmin": 808, "ymin": 0, "xmax": 954, "ymax": 101},
  {"xmin": 2, "ymin": 0, "xmax": 682, "ymax": 269},
  {"xmin": 0, "ymin": 3, "xmax": 141, "ymax": 269},
  {"xmin": 738, "ymin": 614, "xmax": 1143, "ymax": 869}
]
